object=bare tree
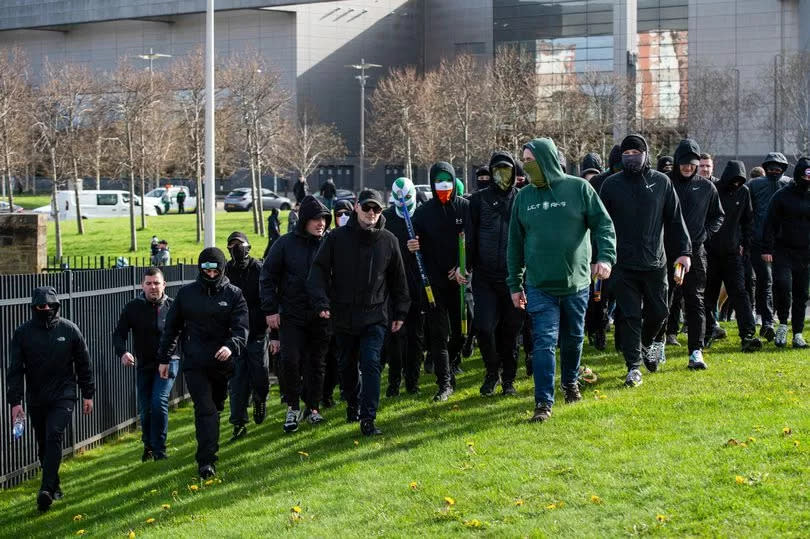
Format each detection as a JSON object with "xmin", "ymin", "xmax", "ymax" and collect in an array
[
  {"xmin": 273, "ymin": 106, "xmax": 347, "ymax": 183},
  {"xmin": 0, "ymin": 48, "xmax": 30, "ymax": 211},
  {"xmin": 685, "ymin": 64, "xmax": 739, "ymax": 154},
  {"xmin": 774, "ymin": 52, "xmax": 810, "ymax": 158},
  {"xmin": 491, "ymin": 45, "xmax": 537, "ymax": 157}
]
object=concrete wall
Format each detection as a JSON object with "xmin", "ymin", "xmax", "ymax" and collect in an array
[
  {"xmin": 424, "ymin": 0, "xmax": 493, "ymax": 70},
  {"xmin": 0, "ymin": 213, "xmax": 47, "ymax": 274}
]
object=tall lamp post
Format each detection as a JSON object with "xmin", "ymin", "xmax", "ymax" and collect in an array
[
  {"xmin": 136, "ymin": 48, "xmax": 172, "ymax": 74},
  {"xmin": 345, "ymin": 59, "xmax": 381, "ymax": 191},
  {"xmin": 204, "ymin": 0, "xmax": 216, "ymax": 247}
]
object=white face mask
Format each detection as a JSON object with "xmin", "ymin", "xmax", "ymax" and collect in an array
[{"xmin": 337, "ymin": 214, "xmax": 350, "ymax": 227}]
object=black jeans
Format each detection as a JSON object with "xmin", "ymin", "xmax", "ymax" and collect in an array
[
  {"xmin": 656, "ymin": 245, "xmax": 708, "ymax": 353},
  {"xmin": 385, "ymin": 304, "xmax": 424, "ymax": 392},
  {"xmin": 585, "ymin": 277, "xmax": 610, "ymax": 336},
  {"xmin": 473, "ymin": 278, "xmax": 523, "ymax": 384},
  {"xmin": 666, "ymin": 287, "xmax": 684, "ymax": 334},
  {"xmin": 772, "ymin": 249, "xmax": 810, "ymax": 333},
  {"xmin": 184, "ymin": 364, "xmax": 230, "ymax": 468},
  {"xmin": 228, "ymin": 335, "xmax": 270, "ymax": 426},
  {"xmin": 750, "ymin": 245, "xmax": 775, "ymax": 327},
  {"xmin": 424, "ymin": 285, "xmax": 464, "ymax": 391},
  {"xmin": 29, "ymin": 399, "xmax": 74, "ymax": 494},
  {"xmin": 704, "ymin": 252, "xmax": 756, "ymax": 339},
  {"xmin": 279, "ymin": 321, "xmax": 330, "ymax": 410},
  {"xmin": 323, "ymin": 337, "xmax": 340, "ymax": 402},
  {"xmin": 611, "ymin": 266, "xmax": 669, "ymax": 370},
  {"xmin": 337, "ymin": 323, "xmax": 387, "ymax": 421}
]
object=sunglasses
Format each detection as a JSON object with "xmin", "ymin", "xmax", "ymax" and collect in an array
[
  {"xmin": 336, "ymin": 210, "xmax": 351, "ymax": 216},
  {"xmin": 200, "ymin": 262, "xmax": 220, "ymax": 270},
  {"xmin": 360, "ymin": 203, "xmax": 382, "ymax": 214},
  {"xmin": 34, "ymin": 303, "xmax": 58, "ymax": 311}
]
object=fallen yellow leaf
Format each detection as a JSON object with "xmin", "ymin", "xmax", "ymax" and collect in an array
[
  {"xmin": 149, "ymin": 489, "xmax": 158, "ymax": 494},
  {"xmin": 515, "ymin": 499, "xmax": 524, "ymax": 506},
  {"xmin": 590, "ymin": 495, "xmax": 603, "ymax": 504},
  {"xmin": 444, "ymin": 497, "xmax": 455, "ymax": 506},
  {"xmin": 75, "ymin": 530, "xmax": 86, "ymax": 536},
  {"xmin": 188, "ymin": 485, "xmax": 199, "ymax": 491},
  {"xmin": 409, "ymin": 481, "xmax": 419, "ymax": 490},
  {"xmin": 656, "ymin": 514, "xmax": 669, "ymax": 523},
  {"xmin": 297, "ymin": 451, "xmax": 309, "ymax": 457},
  {"xmin": 292, "ymin": 506, "xmax": 302, "ymax": 514},
  {"xmin": 128, "ymin": 531, "xmax": 136, "ymax": 539},
  {"xmin": 783, "ymin": 427, "xmax": 792, "ymax": 436},
  {"xmin": 735, "ymin": 475, "xmax": 745, "ymax": 484},
  {"xmin": 794, "ymin": 440, "xmax": 800, "ymax": 447},
  {"xmin": 353, "ymin": 440, "xmax": 359, "ymax": 446},
  {"xmin": 146, "ymin": 517, "xmax": 156, "ymax": 524},
  {"xmin": 161, "ymin": 504, "xmax": 171, "ymax": 510},
  {"xmin": 204, "ymin": 479, "xmax": 214, "ymax": 486},
  {"xmin": 464, "ymin": 519, "xmax": 483, "ymax": 528},
  {"xmin": 466, "ymin": 441, "xmax": 474, "ymax": 447},
  {"xmin": 72, "ymin": 514, "xmax": 83, "ymax": 521}
]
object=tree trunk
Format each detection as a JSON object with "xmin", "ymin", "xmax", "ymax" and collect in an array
[
  {"xmin": 254, "ymin": 131, "xmax": 265, "ymax": 237},
  {"xmin": 195, "ymin": 152, "xmax": 203, "ymax": 243},
  {"xmin": 405, "ymin": 133, "xmax": 413, "ymax": 180},
  {"xmin": 95, "ymin": 138, "xmax": 101, "ymax": 190},
  {"xmin": 127, "ymin": 125, "xmax": 137, "ymax": 252},
  {"xmin": 247, "ymin": 129, "xmax": 260, "ymax": 234},
  {"xmin": 51, "ymin": 148, "xmax": 62, "ymax": 259},
  {"xmin": 73, "ymin": 158, "xmax": 85, "ymax": 234}
]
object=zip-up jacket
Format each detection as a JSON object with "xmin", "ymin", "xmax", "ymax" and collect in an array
[
  {"xmin": 749, "ymin": 167, "xmax": 791, "ymax": 247},
  {"xmin": 706, "ymin": 160, "xmax": 753, "ymax": 256},
  {"xmin": 113, "ymin": 292, "xmax": 175, "ymax": 372},
  {"xmin": 762, "ymin": 157, "xmax": 810, "ymax": 255},
  {"xmin": 225, "ymin": 256, "xmax": 266, "ymax": 338}
]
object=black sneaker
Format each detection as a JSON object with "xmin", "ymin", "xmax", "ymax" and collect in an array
[
  {"xmin": 452, "ymin": 364, "xmax": 464, "ymax": 375},
  {"xmin": 760, "ymin": 324, "xmax": 775, "ymax": 342},
  {"xmin": 423, "ymin": 360, "xmax": 434, "ymax": 374},
  {"xmin": 741, "ymin": 336, "xmax": 763, "ymax": 353},
  {"xmin": 37, "ymin": 490, "xmax": 53, "ymax": 512},
  {"xmin": 385, "ymin": 385, "xmax": 400, "ymax": 398},
  {"xmin": 322, "ymin": 395, "xmax": 336, "ymax": 409},
  {"xmin": 462, "ymin": 335, "xmax": 475, "ymax": 358},
  {"xmin": 530, "ymin": 402, "xmax": 552, "ymax": 423},
  {"xmin": 253, "ymin": 398, "xmax": 267, "ymax": 425},
  {"xmin": 712, "ymin": 326, "xmax": 728, "ymax": 340},
  {"xmin": 406, "ymin": 385, "xmax": 420, "ymax": 395},
  {"xmin": 592, "ymin": 329, "xmax": 606, "ymax": 351},
  {"xmin": 199, "ymin": 464, "xmax": 216, "ymax": 479},
  {"xmin": 562, "ymin": 383, "xmax": 582, "ymax": 404},
  {"xmin": 153, "ymin": 452, "xmax": 168, "ymax": 461},
  {"xmin": 142, "ymin": 447, "xmax": 153, "ymax": 463},
  {"xmin": 501, "ymin": 382, "xmax": 518, "ymax": 396},
  {"xmin": 479, "ymin": 375, "xmax": 499, "ymax": 397},
  {"xmin": 346, "ymin": 406, "xmax": 360, "ymax": 423},
  {"xmin": 433, "ymin": 387, "xmax": 454, "ymax": 402},
  {"xmin": 231, "ymin": 424, "xmax": 247, "ymax": 441},
  {"xmin": 283, "ymin": 407, "xmax": 302, "ymax": 433},
  {"xmin": 360, "ymin": 419, "xmax": 382, "ymax": 436}
]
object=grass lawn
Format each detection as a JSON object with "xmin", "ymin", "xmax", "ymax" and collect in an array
[
  {"xmin": 11, "ymin": 194, "xmax": 52, "ymax": 210},
  {"xmin": 0, "ymin": 327, "xmax": 808, "ymax": 537}
]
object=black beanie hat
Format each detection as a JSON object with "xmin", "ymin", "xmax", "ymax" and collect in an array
[
  {"xmin": 199, "ymin": 247, "xmax": 226, "ymax": 270},
  {"xmin": 227, "ymin": 231, "xmax": 249, "ymax": 246},
  {"xmin": 620, "ymin": 134, "xmax": 647, "ymax": 153}
]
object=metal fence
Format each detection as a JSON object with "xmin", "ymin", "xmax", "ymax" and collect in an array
[
  {"xmin": 0, "ymin": 264, "xmax": 197, "ymax": 488},
  {"xmin": 44, "ymin": 256, "xmax": 197, "ymax": 272}
]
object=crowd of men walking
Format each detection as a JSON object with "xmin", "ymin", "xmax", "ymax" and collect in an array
[{"xmin": 8, "ymin": 134, "xmax": 810, "ymax": 512}]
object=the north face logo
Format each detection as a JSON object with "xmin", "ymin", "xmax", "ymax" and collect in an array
[
  {"xmin": 218, "ymin": 301, "xmax": 228, "ymax": 307},
  {"xmin": 56, "ymin": 337, "xmax": 66, "ymax": 342}
]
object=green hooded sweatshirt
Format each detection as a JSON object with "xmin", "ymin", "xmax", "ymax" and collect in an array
[{"xmin": 507, "ymin": 138, "xmax": 616, "ymax": 296}]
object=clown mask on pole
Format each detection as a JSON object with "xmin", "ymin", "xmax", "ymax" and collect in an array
[{"xmin": 390, "ymin": 176, "xmax": 416, "ymax": 218}]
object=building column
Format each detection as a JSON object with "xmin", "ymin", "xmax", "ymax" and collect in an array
[{"xmin": 613, "ymin": 0, "xmax": 637, "ymax": 140}]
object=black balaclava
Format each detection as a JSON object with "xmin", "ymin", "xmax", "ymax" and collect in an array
[
  {"xmin": 475, "ymin": 166, "xmax": 491, "ymax": 191},
  {"xmin": 762, "ymin": 152, "xmax": 789, "ymax": 182},
  {"xmin": 656, "ymin": 156, "xmax": 674, "ymax": 173},
  {"xmin": 198, "ymin": 247, "xmax": 227, "ymax": 291},
  {"xmin": 620, "ymin": 135, "xmax": 648, "ymax": 175},
  {"xmin": 794, "ymin": 156, "xmax": 810, "ymax": 191},
  {"xmin": 607, "ymin": 144, "xmax": 623, "ymax": 173},
  {"xmin": 31, "ymin": 286, "xmax": 60, "ymax": 328},
  {"xmin": 227, "ymin": 231, "xmax": 250, "ymax": 268}
]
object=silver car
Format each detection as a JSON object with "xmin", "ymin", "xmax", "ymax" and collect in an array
[{"xmin": 224, "ymin": 188, "xmax": 292, "ymax": 212}]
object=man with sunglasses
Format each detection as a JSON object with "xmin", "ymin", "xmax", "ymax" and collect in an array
[
  {"xmin": 8, "ymin": 287, "xmax": 95, "ymax": 511},
  {"xmin": 157, "ymin": 247, "xmax": 249, "ymax": 479},
  {"xmin": 308, "ymin": 189, "xmax": 410, "ymax": 436}
]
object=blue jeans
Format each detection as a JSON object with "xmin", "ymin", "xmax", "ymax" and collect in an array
[
  {"xmin": 336, "ymin": 324, "xmax": 387, "ymax": 421},
  {"xmin": 136, "ymin": 359, "xmax": 178, "ymax": 456},
  {"xmin": 526, "ymin": 286, "xmax": 589, "ymax": 406}
]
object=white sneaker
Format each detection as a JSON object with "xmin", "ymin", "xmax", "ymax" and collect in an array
[
  {"xmin": 775, "ymin": 324, "xmax": 789, "ymax": 348},
  {"xmin": 688, "ymin": 349, "xmax": 707, "ymax": 370},
  {"xmin": 793, "ymin": 333, "xmax": 808, "ymax": 349}
]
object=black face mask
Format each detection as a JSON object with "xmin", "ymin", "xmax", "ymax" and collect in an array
[
  {"xmin": 476, "ymin": 178, "xmax": 490, "ymax": 191},
  {"xmin": 766, "ymin": 171, "xmax": 783, "ymax": 181},
  {"xmin": 33, "ymin": 306, "xmax": 59, "ymax": 326},
  {"xmin": 228, "ymin": 244, "xmax": 249, "ymax": 264}
]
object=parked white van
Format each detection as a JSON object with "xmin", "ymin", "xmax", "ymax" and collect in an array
[
  {"xmin": 33, "ymin": 190, "xmax": 156, "ymax": 220},
  {"xmin": 143, "ymin": 186, "xmax": 197, "ymax": 215}
]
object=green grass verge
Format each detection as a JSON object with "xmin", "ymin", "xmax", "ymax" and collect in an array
[
  {"xmin": 10, "ymin": 194, "xmax": 52, "ymax": 210},
  {"xmin": 0, "ymin": 328, "xmax": 808, "ymax": 537}
]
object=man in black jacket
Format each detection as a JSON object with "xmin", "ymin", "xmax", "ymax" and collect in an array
[
  {"xmin": 156, "ymin": 248, "xmax": 249, "ymax": 479},
  {"xmin": 261, "ymin": 196, "xmax": 332, "ymax": 433},
  {"xmin": 113, "ymin": 267, "xmax": 178, "ymax": 462},
  {"xmin": 467, "ymin": 151, "xmax": 524, "ymax": 396},
  {"xmin": 225, "ymin": 231, "xmax": 269, "ymax": 440},
  {"xmin": 748, "ymin": 152, "xmax": 792, "ymax": 340},
  {"xmin": 293, "ymin": 176, "xmax": 308, "ymax": 204},
  {"xmin": 599, "ymin": 134, "xmax": 691, "ymax": 387},
  {"xmin": 408, "ymin": 162, "xmax": 469, "ymax": 401},
  {"xmin": 382, "ymin": 177, "xmax": 425, "ymax": 396},
  {"xmin": 8, "ymin": 287, "xmax": 95, "ymax": 511},
  {"xmin": 704, "ymin": 161, "xmax": 762, "ymax": 352},
  {"xmin": 652, "ymin": 139, "xmax": 724, "ymax": 370},
  {"xmin": 308, "ymin": 189, "xmax": 410, "ymax": 436},
  {"xmin": 762, "ymin": 156, "xmax": 810, "ymax": 349},
  {"xmin": 320, "ymin": 177, "xmax": 337, "ymax": 210}
]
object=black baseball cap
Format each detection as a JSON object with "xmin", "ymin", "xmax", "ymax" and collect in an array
[{"xmin": 357, "ymin": 189, "xmax": 383, "ymax": 208}]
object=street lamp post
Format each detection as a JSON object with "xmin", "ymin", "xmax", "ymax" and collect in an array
[
  {"xmin": 204, "ymin": 0, "xmax": 216, "ymax": 247},
  {"xmin": 136, "ymin": 48, "xmax": 172, "ymax": 74},
  {"xmin": 345, "ymin": 59, "xmax": 381, "ymax": 191}
]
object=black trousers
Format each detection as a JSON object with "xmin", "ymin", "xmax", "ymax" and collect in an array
[
  {"xmin": 184, "ymin": 365, "xmax": 230, "ymax": 468},
  {"xmin": 612, "ymin": 266, "xmax": 669, "ymax": 370},
  {"xmin": 385, "ymin": 304, "xmax": 425, "ymax": 392},
  {"xmin": 584, "ymin": 277, "xmax": 610, "ymax": 336},
  {"xmin": 473, "ymin": 278, "xmax": 523, "ymax": 384},
  {"xmin": 323, "ymin": 337, "xmax": 340, "ymax": 402},
  {"xmin": 29, "ymin": 399, "xmax": 74, "ymax": 494},
  {"xmin": 750, "ymin": 245, "xmax": 775, "ymax": 327},
  {"xmin": 656, "ymin": 245, "xmax": 708, "ymax": 353},
  {"xmin": 228, "ymin": 335, "xmax": 270, "ymax": 426},
  {"xmin": 279, "ymin": 320, "xmax": 330, "ymax": 410},
  {"xmin": 425, "ymin": 285, "xmax": 465, "ymax": 390},
  {"xmin": 666, "ymin": 288, "xmax": 684, "ymax": 334},
  {"xmin": 704, "ymin": 252, "xmax": 757, "ymax": 339},
  {"xmin": 773, "ymin": 249, "xmax": 810, "ymax": 334}
]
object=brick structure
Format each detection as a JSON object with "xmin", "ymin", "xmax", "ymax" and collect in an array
[{"xmin": 0, "ymin": 213, "xmax": 47, "ymax": 275}]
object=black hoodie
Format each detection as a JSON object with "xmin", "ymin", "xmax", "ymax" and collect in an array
[
  {"xmin": 307, "ymin": 211, "xmax": 410, "ymax": 335},
  {"xmin": 668, "ymin": 139, "xmax": 724, "ymax": 248},
  {"xmin": 466, "ymin": 150, "xmax": 518, "ymax": 282},
  {"xmin": 762, "ymin": 156, "xmax": 810, "ymax": 254},
  {"xmin": 599, "ymin": 134, "xmax": 691, "ymax": 270},
  {"xmin": 580, "ymin": 152, "xmax": 603, "ymax": 177},
  {"xmin": 261, "ymin": 195, "xmax": 332, "ymax": 326},
  {"xmin": 591, "ymin": 144, "xmax": 622, "ymax": 195},
  {"xmin": 8, "ymin": 287, "xmax": 95, "ymax": 406},
  {"xmin": 706, "ymin": 160, "xmax": 753, "ymax": 256},
  {"xmin": 748, "ymin": 152, "xmax": 792, "ymax": 246},
  {"xmin": 411, "ymin": 161, "xmax": 470, "ymax": 292},
  {"xmin": 657, "ymin": 156, "xmax": 674, "ymax": 172}
]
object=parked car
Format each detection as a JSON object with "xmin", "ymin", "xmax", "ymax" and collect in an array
[
  {"xmin": 224, "ymin": 188, "xmax": 292, "ymax": 212},
  {"xmin": 143, "ymin": 186, "xmax": 197, "ymax": 215},
  {"xmin": 0, "ymin": 200, "xmax": 23, "ymax": 213},
  {"xmin": 33, "ymin": 190, "xmax": 152, "ymax": 220},
  {"xmin": 414, "ymin": 184, "xmax": 433, "ymax": 204}
]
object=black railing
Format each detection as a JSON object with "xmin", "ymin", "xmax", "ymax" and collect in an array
[
  {"xmin": 0, "ymin": 265, "xmax": 197, "ymax": 488},
  {"xmin": 44, "ymin": 256, "xmax": 196, "ymax": 272}
]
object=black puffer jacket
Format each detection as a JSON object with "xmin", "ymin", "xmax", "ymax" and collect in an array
[
  {"xmin": 668, "ymin": 139, "xmax": 724, "ymax": 248},
  {"xmin": 467, "ymin": 151, "xmax": 518, "ymax": 283},
  {"xmin": 261, "ymin": 196, "xmax": 332, "ymax": 326},
  {"xmin": 307, "ymin": 211, "xmax": 410, "ymax": 335},
  {"xmin": 411, "ymin": 161, "xmax": 469, "ymax": 291},
  {"xmin": 225, "ymin": 256, "xmax": 266, "ymax": 338},
  {"xmin": 599, "ymin": 135, "xmax": 691, "ymax": 270},
  {"xmin": 749, "ymin": 152, "xmax": 792, "ymax": 246},
  {"xmin": 762, "ymin": 157, "xmax": 810, "ymax": 254},
  {"xmin": 113, "ymin": 292, "xmax": 175, "ymax": 372},
  {"xmin": 157, "ymin": 276, "xmax": 249, "ymax": 370},
  {"xmin": 8, "ymin": 287, "xmax": 95, "ymax": 406},
  {"xmin": 706, "ymin": 160, "xmax": 753, "ymax": 256}
]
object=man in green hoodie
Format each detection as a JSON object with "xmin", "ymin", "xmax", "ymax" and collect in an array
[{"xmin": 507, "ymin": 138, "xmax": 616, "ymax": 423}]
